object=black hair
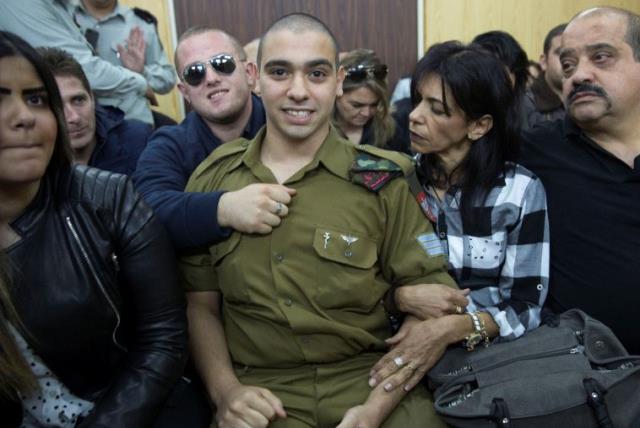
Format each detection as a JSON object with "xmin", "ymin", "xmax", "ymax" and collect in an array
[
  {"xmin": 543, "ymin": 23, "xmax": 567, "ymax": 55},
  {"xmin": 0, "ymin": 31, "xmax": 72, "ymax": 179},
  {"xmin": 257, "ymin": 12, "xmax": 339, "ymax": 69},
  {"xmin": 472, "ymin": 30, "xmax": 529, "ymax": 97},
  {"xmin": 410, "ymin": 41, "xmax": 519, "ymax": 224}
]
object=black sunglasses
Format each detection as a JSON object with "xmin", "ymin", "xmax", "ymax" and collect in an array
[
  {"xmin": 182, "ymin": 54, "xmax": 237, "ymax": 86},
  {"xmin": 345, "ymin": 64, "xmax": 388, "ymax": 82}
]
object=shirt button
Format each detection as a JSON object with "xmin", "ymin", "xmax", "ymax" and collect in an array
[
  {"xmin": 284, "ymin": 298, "xmax": 293, "ymax": 306},
  {"xmin": 439, "ymin": 232, "xmax": 446, "ymax": 239},
  {"xmin": 275, "ymin": 253, "xmax": 284, "ymax": 262},
  {"xmin": 536, "ymin": 284, "xmax": 544, "ymax": 291}
]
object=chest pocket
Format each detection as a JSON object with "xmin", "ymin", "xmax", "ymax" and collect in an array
[
  {"xmin": 312, "ymin": 227, "xmax": 377, "ymax": 268},
  {"xmin": 311, "ymin": 227, "xmax": 384, "ymax": 309},
  {"xmin": 210, "ymin": 233, "xmax": 248, "ymax": 302},
  {"xmin": 460, "ymin": 231, "xmax": 507, "ymax": 275}
]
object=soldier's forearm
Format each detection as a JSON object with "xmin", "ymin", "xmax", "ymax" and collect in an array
[{"xmin": 186, "ymin": 293, "xmax": 241, "ymax": 406}]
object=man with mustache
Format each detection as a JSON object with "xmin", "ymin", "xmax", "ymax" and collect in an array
[
  {"xmin": 134, "ymin": 27, "xmax": 295, "ymax": 250},
  {"xmin": 520, "ymin": 7, "xmax": 640, "ymax": 354}
]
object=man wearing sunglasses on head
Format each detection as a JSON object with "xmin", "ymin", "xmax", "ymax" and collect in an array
[{"xmin": 134, "ymin": 27, "xmax": 295, "ymax": 250}]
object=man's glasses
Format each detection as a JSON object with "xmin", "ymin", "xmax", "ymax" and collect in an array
[
  {"xmin": 345, "ymin": 64, "xmax": 388, "ymax": 82},
  {"xmin": 182, "ymin": 54, "xmax": 237, "ymax": 86}
]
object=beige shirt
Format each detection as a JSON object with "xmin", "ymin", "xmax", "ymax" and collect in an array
[{"xmin": 180, "ymin": 127, "xmax": 455, "ymax": 368}]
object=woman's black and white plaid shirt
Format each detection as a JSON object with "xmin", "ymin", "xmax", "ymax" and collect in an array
[{"xmin": 424, "ymin": 163, "xmax": 549, "ymax": 341}]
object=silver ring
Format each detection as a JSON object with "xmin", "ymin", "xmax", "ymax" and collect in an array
[
  {"xmin": 455, "ymin": 305, "xmax": 464, "ymax": 314},
  {"xmin": 393, "ymin": 356, "xmax": 404, "ymax": 368},
  {"xmin": 275, "ymin": 202, "xmax": 283, "ymax": 216}
]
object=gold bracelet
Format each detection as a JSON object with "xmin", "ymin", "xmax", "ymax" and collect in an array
[{"xmin": 463, "ymin": 311, "xmax": 489, "ymax": 351}]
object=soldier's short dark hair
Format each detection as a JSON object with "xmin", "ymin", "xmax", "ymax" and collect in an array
[{"xmin": 256, "ymin": 13, "xmax": 339, "ymax": 69}]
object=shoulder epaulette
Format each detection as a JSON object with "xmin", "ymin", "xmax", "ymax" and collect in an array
[
  {"xmin": 133, "ymin": 7, "xmax": 157, "ymax": 26},
  {"xmin": 350, "ymin": 146, "xmax": 415, "ymax": 192},
  {"xmin": 191, "ymin": 138, "xmax": 249, "ymax": 181}
]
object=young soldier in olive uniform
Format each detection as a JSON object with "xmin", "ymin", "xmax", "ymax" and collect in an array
[{"xmin": 180, "ymin": 13, "xmax": 455, "ymax": 428}]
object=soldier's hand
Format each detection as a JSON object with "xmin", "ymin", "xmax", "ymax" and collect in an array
[
  {"xmin": 336, "ymin": 404, "xmax": 383, "ymax": 428},
  {"xmin": 216, "ymin": 384, "xmax": 286, "ymax": 428},
  {"xmin": 217, "ymin": 184, "xmax": 296, "ymax": 234},
  {"xmin": 117, "ymin": 26, "xmax": 146, "ymax": 73}
]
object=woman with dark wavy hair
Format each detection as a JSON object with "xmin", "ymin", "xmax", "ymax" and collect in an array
[
  {"xmin": 0, "ymin": 31, "xmax": 187, "ymax": 427},
  {"xmin": 369, "ymin": 41, "xmax": 550, "ymax": 393}
]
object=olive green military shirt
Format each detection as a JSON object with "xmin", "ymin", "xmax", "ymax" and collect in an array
[{"xmin": 180, "ymin": 127, "xmax": 455, "ymax": 369}]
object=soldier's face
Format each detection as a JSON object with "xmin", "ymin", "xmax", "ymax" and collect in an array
[
  {"xmin": 258, "ymin": 29, "xmax": 344, "ymax": 145},
  {"xmin": 177, "ymin": 31, "xmax": 255, "ymax": 126}
]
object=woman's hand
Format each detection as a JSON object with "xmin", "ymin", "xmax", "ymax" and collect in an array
[
  {"xmin": 369, "ymin": 316, "xmax": 458, "ymax": 392},
  {"xmin": 396, "ymin": 284, "xmax": 470, "ymax": 319}
]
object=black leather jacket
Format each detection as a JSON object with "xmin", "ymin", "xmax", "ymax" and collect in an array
[{"xmin": 4, "ymin": 166, "xmax": 188, "ymax": 427}]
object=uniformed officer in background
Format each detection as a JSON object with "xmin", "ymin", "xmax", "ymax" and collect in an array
[
  {"xmin": 72, "ymin": 0, "xmax": 176, "ymax": 126},
  {"xmin": 180, "ymin": 13, "xmax": 455, "ymax": 428}
]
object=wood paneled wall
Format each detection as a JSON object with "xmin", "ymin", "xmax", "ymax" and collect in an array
[
  {"xmin": 424, "ymin": 0, "xmax": 640, "ymax": 60},
  {"xmin": 117, "ymin": 0, "xmax": 640, "ymax": 121},
  {"xmin": 173, "ymin": 0, "xmax": 418, "ymax": 95}
]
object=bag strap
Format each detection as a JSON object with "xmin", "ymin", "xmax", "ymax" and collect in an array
[
  {"xmin": 406, "ymin": 168, "xmax": 436, "ymax": 221},
  {"xmin": 490, "ymin": 398, "xmax": 512, "ymax": 428},
  {"xmin": 584, "ymin": 378, "xmax": 614, "ymax": 428}
]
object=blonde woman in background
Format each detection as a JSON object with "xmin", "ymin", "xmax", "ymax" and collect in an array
[{"xmin": 333, "ymin": 49, "xmax": 403, "ymax": 149}]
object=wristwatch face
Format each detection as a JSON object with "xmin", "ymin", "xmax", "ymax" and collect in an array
[{"xmin": 464, "ymin": 332, "xmax": 483, "ymax": 351}]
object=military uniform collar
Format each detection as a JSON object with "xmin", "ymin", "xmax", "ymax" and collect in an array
[
  {"xmin": 238, "ymin": 126, "xmax": 352, "ymax": 182},
  {"xmin": 316, "ymin": 126, "xmax": 355, "ymax": 180}
]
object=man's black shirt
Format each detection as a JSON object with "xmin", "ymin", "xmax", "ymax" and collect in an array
[{"xmin": 520, "ymin": 117, "xmax": 640, "ymax": 354}]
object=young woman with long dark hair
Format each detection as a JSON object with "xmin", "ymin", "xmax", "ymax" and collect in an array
[{"xmin": 0, "ymin": 31, "xmax": 187, "ymax": 427}]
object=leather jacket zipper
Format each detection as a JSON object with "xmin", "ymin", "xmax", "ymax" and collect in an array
[{"xmin": 65, "ymin": 216, "xmax": 127, "ymax": 352}]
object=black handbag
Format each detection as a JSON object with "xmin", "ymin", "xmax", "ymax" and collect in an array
[{"xmin": 427, "ymin": 309, "xmax": 640, "ymax": 428}]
